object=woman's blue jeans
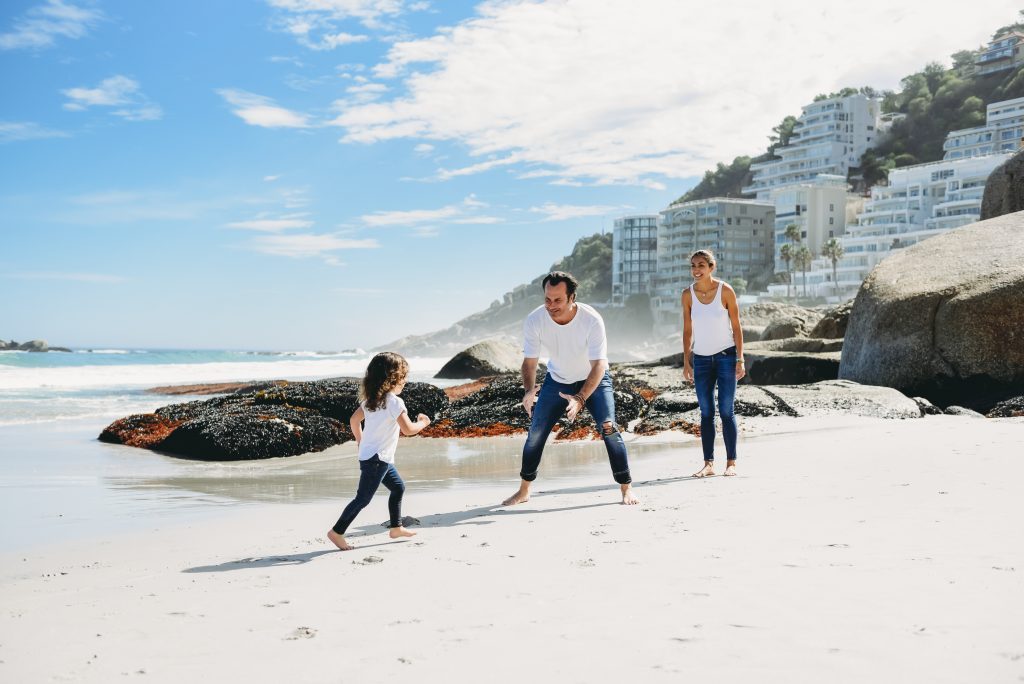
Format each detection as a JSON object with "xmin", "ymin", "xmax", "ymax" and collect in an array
[
  {"xmin": 520, "ymin": 372, "xmax": 632, "ymax": 485},
  {"xmin": 692, "ymin": 346, "xmax": 738, "ymax": 462},
  {"xmin": 332, "ymin": 455, "xmax": 405, "ymax": 534}
]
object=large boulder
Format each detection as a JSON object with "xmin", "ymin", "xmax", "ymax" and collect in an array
[
  {"xmin": 744, "ymin": 351, "xmax": 840, "ymax": 385},
  {"xmin": 18, "ymin": 339, "xmax": 48, "ymax": 352},
  {"xmin": 765, "ymin": 380, "xmax": 921, "ymax": 419},
  {"xmin": 809, "ymin": 300, "xmax": 853, "ymax": 339},
  {"xmin": 435, "ymin": 337, "xmax": 521, "ymax": 379},
  {"xmin": 839, "ymin": 212, "xmax": 1024, "ymax": 411},
  {"xmin": 981, "ymin": 150, "xmax": 1024, "ymax": 220},
  {"xmin": 741, "ymin": 303, "xmax": 823, "ymax": 341}
]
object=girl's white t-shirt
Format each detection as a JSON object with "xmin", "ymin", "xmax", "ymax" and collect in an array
[{"xmin": 358, "ymin": 392, "xmax": 407, "ymax": 464}]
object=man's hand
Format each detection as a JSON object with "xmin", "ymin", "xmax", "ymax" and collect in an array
[
  {"xmin": 522, "ymin": 387, "xmax": 538, "ymax": 417},
  {"xmin": 417, "ymin": 413, "xmax": 431, "ymax": 427},
  {"xmin": 558, "ymin": 392, "xmax": 584, "ymax": 422},
  {"xmin": 683, "ymin": 364, "xmax": 694, "ymax": 383}
]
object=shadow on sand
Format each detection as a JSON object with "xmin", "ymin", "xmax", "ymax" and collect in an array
[{"xmin": 182, "ymin": 474, "xmax": 704, "ymax": 573}]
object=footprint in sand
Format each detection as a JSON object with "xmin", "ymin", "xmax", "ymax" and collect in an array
[
  {"xmin": 285, "ymin": 627, "xmax": 316, "ymax": 640},
  {"xmin": 353, "ymin": 556, "xmax": 384, "ymax": 565}
]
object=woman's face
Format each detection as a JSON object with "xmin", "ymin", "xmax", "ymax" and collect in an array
[{"xmin": 691, "ymin": 257, "xmax": 714, "ymax": 280}]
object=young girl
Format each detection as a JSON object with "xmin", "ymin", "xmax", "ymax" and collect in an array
[
  {"xmin": 327, "ymin": 352, "xmax": 431, "ymax": 551},
  {"xmin": 681, "ymin": 249, "xmax": 745, "ymax": 477}
]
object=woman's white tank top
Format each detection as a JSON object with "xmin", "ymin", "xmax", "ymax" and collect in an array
[{"xmin": 689, "ymin": 282, "xmax": 735, "ymax": 355}]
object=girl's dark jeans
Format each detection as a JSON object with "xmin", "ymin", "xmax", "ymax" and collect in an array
[{"xmin": 332, "ymin": 455, "xmax": 405, "ymax": 534}]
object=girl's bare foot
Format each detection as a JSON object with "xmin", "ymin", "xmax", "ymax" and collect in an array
[
  {"xmin": 327, "ymin": 529, "xmax": 353, "ymax": 551},
  {"xmin": 723, "ymin": 463, "xmax": 737, "ymax": 476},
  {"xmin": 693, "ymin": 462, "xmax": 715, "ymax": 478},
  {"xmin": 621, "ymin": 484, "xmax": 639, "ymax": 505},
  {"xmin": 389, "ymin": 526, "xmax": 416, "ymax": 539}
]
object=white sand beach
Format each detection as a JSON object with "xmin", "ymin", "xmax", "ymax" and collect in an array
[{"xmin": 2, "ymin": 416, "xmax": 1023, "ymax": 683}]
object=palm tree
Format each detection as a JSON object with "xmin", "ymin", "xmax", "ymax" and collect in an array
[
  {"xmin": 822, "ymin": 238, "xmax": 844, "ymax": 298},
  {"xmin": 779, "ymin": 243, "xmax": 793, "ymax": 300},
  {"xmin": 785, "ymin": 223, "xmax": 801, "ymax": 245},
  {"xmin": 794, "ymin": 245, "xmax": 812, "ymax": 299}
]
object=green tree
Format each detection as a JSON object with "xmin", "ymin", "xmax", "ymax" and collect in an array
[
  {"xmin": 794, "ymin": 245, "xmax": 813, "ymax": 298},
  {"xmin": 731, "ymin": 277, "xmax": 747, "ymax": 296},
  {"xmin": 779, "ymin": 243, "xmax": 794, "ymax": 300},
  {"xmin": 785, "ymin": 223, "xmax": 801, "ymax": 244},
  {"xmin": 822, "ymin": 238, "xmax": 845, "ymax": 297}
]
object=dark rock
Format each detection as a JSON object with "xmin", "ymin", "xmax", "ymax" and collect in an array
[
  {"xmin": 981, "ymin": 150, "xmax": 1024, "ymax": 220},
  {"xmin": 987, "ymin": 396, "xmax": 1024, "ymax": 418},
  {"xmin": 18, "ymin": 339, "xmax": 48, "ymax": 352},
  {"xmin": 912, "ymin": 397, "xmax": 943, "ymax": 416},
  {"xmin": 633, "ymin": 385, "xmax": 795, "ymax": 434},
  {"xmin": 839, "ymin": 212, "xmax": 1024, "ymax": 412},
  {"xmin": 943, "ymin": 406, "xmax": 985, "ymax": 418},
  {"xmin": 100, "ymin": 378, "xmax": 449, "ymax": 460},
  {"xmin": 746, "ymin": 338, "xmax": 843, "ymax": 353},
  {"xmin": 745, "ymin": 352, "xmax": 840, "ymax": 385},
  {"xmin": 435, "ymin": 338, "xmax": 521, "ymax": 379},
  {"xmin": 49, "ymin": 346, "xmax": 72, "ymax": 352},
  {"xmin": 809, "ymin": 300, "xmax": 853, "ymax": 339}
]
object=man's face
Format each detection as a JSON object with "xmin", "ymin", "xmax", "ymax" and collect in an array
[{"xmin": 544, "ymin": 282, "xmax": 574, "ymax": 320}]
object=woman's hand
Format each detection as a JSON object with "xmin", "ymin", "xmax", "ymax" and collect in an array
[
  {"xmin": 683, "ymin": 364, "xmax": 694, "ymax": 383},
  {"xmin": 735, "ymin": 361, "xmax": 746, "ymax": 381}
]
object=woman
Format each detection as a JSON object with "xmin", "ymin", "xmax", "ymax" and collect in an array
[{"xmin": 681, "ymin": 249, "xmax": 745, "ymax": 477}]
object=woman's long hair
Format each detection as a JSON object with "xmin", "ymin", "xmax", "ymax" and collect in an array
[{"xmin": 360, "ymin": 352, "xmax": 409, "ymax": 411}]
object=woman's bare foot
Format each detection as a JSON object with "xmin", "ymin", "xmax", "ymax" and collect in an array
[
  {"xmin": 389, "ymin": 526, "xmax": 416, "ymax": 539},
  {"xmin": 327, "ymin": 529, "xmax": 353, "ymax": 551},
  {"xmin": 693, "ymin": 462, "xmax": 715, "ymax": 478},
  {"xmin": 621, "ymin": 484, "xmax": 639, "ymax": 505},
  {"xmin": 723, "ymin": 463, "xmax": 737, "ymax": 477},
  {"xmin": 502, "ymin": 484, "xmax": 531, "ymax": 506}
]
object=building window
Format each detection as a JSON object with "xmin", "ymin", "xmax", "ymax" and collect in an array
[
  {"xmin": 829, "ymin": 217, "xmax": 834, "ymax": 225},
  {"xmin": 829, "ymin": 203, "xmax": 834, "ymax": 211}
]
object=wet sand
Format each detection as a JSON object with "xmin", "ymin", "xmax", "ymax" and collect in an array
[{"xmin": 1, "ymin": 416, "xmax": 1022, "ymax": 682}]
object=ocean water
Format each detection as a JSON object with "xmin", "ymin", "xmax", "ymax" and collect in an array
[{"xmin": 0, "ymin": 348, "xmax": 450, "ymax": 426}]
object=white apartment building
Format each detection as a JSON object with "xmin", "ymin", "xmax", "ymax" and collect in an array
[
  {"xmin": 611, "ymin": 215, "xmax": 658, "ymax": 305},
  {"xmin": 944, "ymin": 96, "xmax": 1024, "ymax": 159},
  {"xmin": 744, "ymin": 93, "xmax": 882, "ymax": 200},
  {"xmin": 766, "ymin": 152, "xmax": 1012, "ymax": 300},
  {"xmin": 769, "ymin": 174, "xmax": 851, "ymax": 273},
  {"xmin": 651, "ymin": 198, "xmax": 774, "ymax": 329},
  {"xmin": 975, "ymin": 29, "xmax": 1024, "ymax": 76}
]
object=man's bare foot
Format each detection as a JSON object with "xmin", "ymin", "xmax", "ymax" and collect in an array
[
  {"xmin": 389, "ymin": 526, "xmax": 416, "ymax": 539},
  {"xmin": 723, "ymin": 463, "xmax": 737, "ymax": 477},
  {"xmin": 327, "ymin": 529, "xmax": 353, "ymax": 551},
  {"xmin": 502, "ymin": 488, "xmax": 530, "ymax": 506},
  {"xmin": 621, "ymin": 484, "xmax": 639, "ymax": 505},
  {"xmin": 693, "ymin": 462, "xmax": 715, "ymax": 478}
]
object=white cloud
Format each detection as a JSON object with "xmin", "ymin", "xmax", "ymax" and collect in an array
[
  {"xmin": 360, "ymin": 195, "xmax": 500, "ymax": 230},
  {"xmin": 249, "ymin": 233, "xmax": 380, "ymax": 259},
  {"xmin": 530, "ymin": 202, "xmax": 621, "ymax": 222},
  {"xmin": 264, "ymin": 175, "xmax": 282, "ymax": 182},
  {"xmin": 0, "ymin": 121, "xmax": 69, "ymax": 143},
  {"xmin": 226, "ymin": 218, "xmax": 314, "ymax": 232},
  {"xmin": 330, "ymin": 0, "xmax": 1021, "ymax": 187},
  {"xmin": 62, "ymin": 75, "xmax": 163, "ymax": 121},
  {"xmin": 413, "ymin": 142, "xmax": 433, "ymax": 154},
  {"xmin": 268, "ymin": 0, "xmax": 404, "ymax": 48},
  {"xmin": 4, "ymin": 271, "xmax": 126, "ymax": 283},
  {"xmin": 218, "ymin": 89, "xmax": 311, "ymax": 128},
  {"xmin": 0, "ymin": 0, "xmax": 102, "ymax": 50}
]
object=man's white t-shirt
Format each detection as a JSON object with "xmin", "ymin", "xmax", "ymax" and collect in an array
[
  {"xmin": 358, "ymin": 392, "xmax": 406, "ymax": 464},
  {"xmin": 523, "ymin": 302, "xmax": 608, "ymax": 384}
]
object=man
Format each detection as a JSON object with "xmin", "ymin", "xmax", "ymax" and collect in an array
[{"xmin": 502, "ymin": 271, "xmax": 639, "ymax": 506}]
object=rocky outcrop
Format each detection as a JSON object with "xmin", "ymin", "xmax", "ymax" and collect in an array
[
  {"xmin": 981, "ymin": 150, "xmax": 1024, "ymax": 220},
  {"xmin": 0, "ymin": 339, "xmax": 70, "ymax": 352},
  {"xmin": 987, "ymin": 396, "xmax": 1024, "ymax": 418},
  {"xmin": 839, "ymin": 212, "xmax": 1024, "ymax": 412},
  {"xmin": 435, "ymin": 338, "xmax": 522, "ymax": 379},
  {"xmin": 741, "ymin": 303, "xmax": 823, "ymax": 342},
  {"xmin": 809, "ymin": 300, "xmax": 853, "ymax": 339},
  {"xmin": 744, "ymin": 351, "xmax": 840, "ymax": 385}
]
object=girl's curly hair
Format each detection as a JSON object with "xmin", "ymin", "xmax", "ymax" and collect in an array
[{"xmin": 360, "ymin": 352, "xmax": 410, "ymax": 411}]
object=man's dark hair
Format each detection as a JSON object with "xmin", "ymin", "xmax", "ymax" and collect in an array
[{"xmin": 542, "ymin": 271, "xmax": 579, "ymax": 298}]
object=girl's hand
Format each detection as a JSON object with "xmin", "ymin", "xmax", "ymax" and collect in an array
[
  {"xmin": 417, "ymin": 413, "xmax": 431, "ymax": 427},
  {"xmin": 683, "ymin": 364, "xmax": 694, "ymax": 383}
]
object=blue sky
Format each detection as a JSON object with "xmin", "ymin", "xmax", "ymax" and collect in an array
[{"xmin": 1, "ymin": 0, "xmax": 1018, "ymax": 350}]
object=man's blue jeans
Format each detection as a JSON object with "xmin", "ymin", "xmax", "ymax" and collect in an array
[
  {"xmin": 332, "ymin": 455, "xmax": 405, "ymax": 534},
  {"xmin": 520, "ymin": 372, "xmax": 631, "ymax": 485},
  {"xmin": 692, "ymin": 345, "xmax": 738, "ymax": 462}
]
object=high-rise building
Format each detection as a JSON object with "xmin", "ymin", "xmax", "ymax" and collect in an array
[
  {"xmin": 944, "ymin": 96, "xmax": 1024, "ymax": 159},
  {"xmin": 611, "ymin": 215, "xmax": 658, "ymax": 305},
  {"xmin": 743, "ymin": 93, "xmax": 882, "ymax": 200},
  {"xmin": 769, "ymin": 174, "xmax": 851, "ymax": 273},
  {"xmin": 975, "ymin": 29, "xmax": 1024, "ymax": 76},
  {"xmin": 651, "ymin": 198, "xmax": 774, "ymax": 329}
]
